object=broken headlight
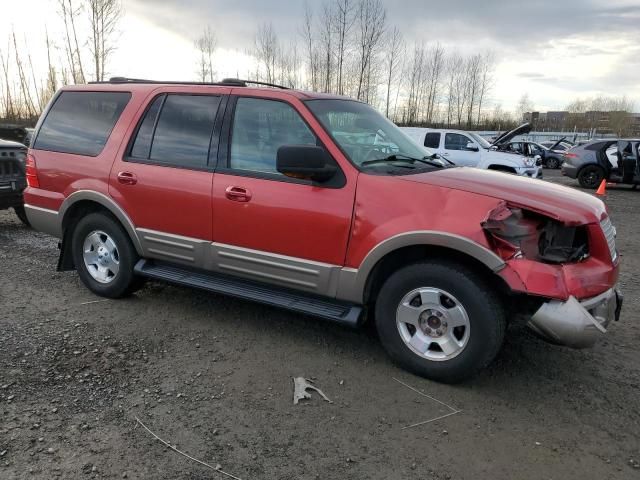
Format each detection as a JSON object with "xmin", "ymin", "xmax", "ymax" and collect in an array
[{"xmin": 482, "ymin": 203, "xmax": 589, "ymax": 263}]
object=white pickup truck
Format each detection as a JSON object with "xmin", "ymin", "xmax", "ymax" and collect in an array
[{"xmin": 401, "ymin": 124, "xmax": 542, "ymax": 179}]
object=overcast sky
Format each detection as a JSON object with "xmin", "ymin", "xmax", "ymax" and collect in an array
[{"xmin": 2, "ymin": 0, "xmax": 639, "ymax": 112}]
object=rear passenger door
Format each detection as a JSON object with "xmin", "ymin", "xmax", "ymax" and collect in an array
[{"xmin": 109, "ymin": 91, "xmax": 227, "ymax": 267}]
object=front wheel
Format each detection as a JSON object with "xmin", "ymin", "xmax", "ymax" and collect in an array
[
  {"xmin": 71, "ymin": 212, "xmax": 142, "ymax": 298},
  {"xmin": 375, "ymin": 261, "xmax": 506, "ymax": 383}
]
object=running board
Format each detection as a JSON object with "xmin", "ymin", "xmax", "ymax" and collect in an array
[{"xmin": 134, "ymin": 259, "xmax": 363, "ymax": 327}]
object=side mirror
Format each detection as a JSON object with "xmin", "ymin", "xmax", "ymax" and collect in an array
[
  {"xmin": 465, "ymin": 142, "xmax": 479, "ymax": 152},
  {"xmin": 276, "ymin": 145, "xmax": 337, "ymax": 182}
]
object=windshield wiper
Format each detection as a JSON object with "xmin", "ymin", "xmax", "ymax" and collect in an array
[{"xmin": 361, "ymin": 154, "xmax": 444, "ymax": 168}]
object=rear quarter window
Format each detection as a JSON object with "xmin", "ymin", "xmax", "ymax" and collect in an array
[
  {"xmin": 424, "ymin": 132, "xmax": 440, "ymax": 149},
  {"xmin": 34, "ymin": 91, "xmax": 131, "ymax": 156}
]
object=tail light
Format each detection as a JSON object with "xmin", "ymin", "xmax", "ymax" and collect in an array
[
  {"xmin": 25, "ymin": 153, "xmax": 40, "ymax": 188},
  {"xmin": 563, "ymin": 152, "xmax": 578, "ymax": 159}
]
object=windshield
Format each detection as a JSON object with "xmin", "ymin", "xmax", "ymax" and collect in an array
[
  {"xmin": 305, "ymin": 99, "xmax": 431, "ymax": 167},
  {"xmin": 468, "ymin": 132, "xmax": 492, "ymax": 149}
]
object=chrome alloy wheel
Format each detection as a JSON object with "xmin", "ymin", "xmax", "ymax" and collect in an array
[
  {"xmin": 82, "ymin": 230, "xmax": 120, "ymax": 284},
  {"xmin": 396, "ymin": 287, "xmax": 471, "ymax": 361}
]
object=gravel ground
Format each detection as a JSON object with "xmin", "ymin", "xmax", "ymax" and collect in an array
[{"xmin": 1, "ymin": 169, "xmax": 639, "ymax": 480}]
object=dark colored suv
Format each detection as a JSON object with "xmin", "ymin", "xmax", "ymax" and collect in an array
[
  {"xmin": 23, "ymin": 78, "xmax": 622, "ymax": 382},
  {"xmin": 0, "ymin": 139, "xmax": 29, "ymax": 225}
]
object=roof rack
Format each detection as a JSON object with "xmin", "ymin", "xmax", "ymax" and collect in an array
[{"xmin": 88, "ymin": 77, "xmax": 290, "ymax": 89}]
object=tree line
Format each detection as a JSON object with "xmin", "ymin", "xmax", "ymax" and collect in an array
[{"xmin": 2, "ymin": 0, "xmax": 635, "ymax": 136}]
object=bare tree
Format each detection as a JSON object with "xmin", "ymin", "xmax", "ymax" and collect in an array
[
  {"xmin": 319, "ymin": 2, "xmax": 334, "ymax": 92},
  {"xmin": 476, "ymin": 52, "xmax": 495, "ymax": 125},
  {"xmin": 516, "ymin": 93, "xmax": 534, "ymax": 121},
  {"xmin": 58, "ymin": 0, "xmax": 86, "ymax": 84},
  {"xmin": 333, "ymin": 0, "xmax": 355, "ymax": 95},
  {"xmin": 424, "ymin": 43, "xmax": 445, "ymax": 123},
  {"xmin": 300, "ymin": 3, "xmax": 320, "ymax": 91},
  {"xmin": 254, "ymin": 23, "xmax": 279, "ymax": 83},
  {"xmin": 355, "ymin": 0, "xmax": 386, "ymax": 101},
  {"xmin": 44, "ymin": 29, "xmax": 58, "ymax": 102},
  {"xmin": 383, "ymin": 27, "xmax": 403, "ymax": 118},
  {"xmin": 87, "ymin": 0, "xmax": 123, "ymax": 81},
  {"xmin": 12, "ymin": 31, "xmax": 37, "ymax": 118},
  {"xmin": 195, "ymin": 25, "xmax": 217, "ymax": 82}
]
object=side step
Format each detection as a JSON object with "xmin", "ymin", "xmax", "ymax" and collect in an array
[{"xmin": 134, "ymin": 259, "xmax": 363, "ymax": 327}]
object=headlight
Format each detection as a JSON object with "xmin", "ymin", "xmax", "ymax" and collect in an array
[
  {"xmin": 482, "ymin": 203, "xmax": 589, "ymax": 263},
  {"xmin": 523, "ymin": 157, "xmax": 535, "ymax": 167}
]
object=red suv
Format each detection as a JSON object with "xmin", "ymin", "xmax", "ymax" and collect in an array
[{"xmin": 24, "ymin": 78, "xmax": 622, "ymax": 382}]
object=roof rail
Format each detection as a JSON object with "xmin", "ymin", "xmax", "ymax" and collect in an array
[{"xmin": 87, "ymin": 77, "xmax": 289, "ymax": 89}]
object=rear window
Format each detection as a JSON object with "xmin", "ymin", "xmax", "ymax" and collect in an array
[
  {"xmin": 424, "ymin": 132, "xmax": 440, "ymax": 149},
  {"xmin": 34, "ymin": 91, "xmax": 130, "ymax": 156}
]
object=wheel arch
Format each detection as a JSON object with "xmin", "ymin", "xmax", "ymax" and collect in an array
[
  {"xmin": 337, "ymin": 231, "xmax": 508, "ymax": 305},
  {"xmin": 57, "ymin": 191, "xmax": 143, "ymax": 270}
]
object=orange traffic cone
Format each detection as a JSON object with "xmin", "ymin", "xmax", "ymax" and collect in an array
[{"xmin": 596, "ymin": 180, "xmax": 607, "ymax": 196}]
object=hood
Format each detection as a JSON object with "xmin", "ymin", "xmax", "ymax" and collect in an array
[
  {"xmin": 483, "ymin": 149, "xmax": 529, "ymax": 164},
  {"xmin": 397, "ymin": 167, "xmax": 606, "ymax": 225},
  {"xmin": 548, "ymin": 137, "xmax": 567, "ymax": 151},
  {"xmin": 0, "ymin": 138, "xmax": 26, "ymax": 149},
  {"xmin": 491, "ymin": 123, "xmax": 532, "ymax": 147}
]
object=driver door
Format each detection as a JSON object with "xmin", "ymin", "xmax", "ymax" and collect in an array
[{"xmin": 211, "ymin": 95, "xmax": 356, "ymax": 294}]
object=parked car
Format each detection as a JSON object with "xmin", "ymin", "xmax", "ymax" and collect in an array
[
  {"xmin": 401, "ymin": 124, "xmax": 543, "ymax": 178},
  {"xmin": 502, "ymin": 139, "xmax": 565, "ymax": 169},
  {"xmin": 561, "ymin": 139, "xmax": 640, "ymax": 189},
  {"xmin": 540, "ymin": 139, "xmax": 574, "ymax": 151},
  {"xmin": 0, "ymin": 139, "xmax": 29, "ymax": 225},
  {"xmin": 0, "ymin": 124, "xmax": 31, "ymax": 145},
  {"xmin": 25, "ymin": 79, "xmax": 621, "ymax": 382}
]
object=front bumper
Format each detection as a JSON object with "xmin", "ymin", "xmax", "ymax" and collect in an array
[{"xmin": 528, "ymin": 288, "xmax": 622, "ymax": 348}]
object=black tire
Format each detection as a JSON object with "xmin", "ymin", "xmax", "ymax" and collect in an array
[
  {"xmin": 578, "ymin": 165, "xmax": 605, "ymax": 189},
  {"xmin": 71, "ymin": 212, "xmax": 141, "ymax": 298},
  {"xmin": 13, "ymin": 205, "xmax": 30, "ymax": 227},
  {"xmin": 545, "ymin": 157, "xmax": 560, "ymax": 169},
  {"xmin": 374, "ymin": 261, "xmax": 506, "ymax": 383}
]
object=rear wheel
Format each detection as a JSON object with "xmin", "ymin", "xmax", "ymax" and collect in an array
[
  {"xmin": 545, "ymin": 157, "xmax": 560, "ymax": 169},
  {"xmin": 578, "ymin": 165, "xmax": 605, "ymax": 189},
  {"xmin": 71, "ymin": 212, "xmax": 142, "ymax": 298},
  {"xmin": 13, "ymin": 205, "xmax": 30, "ymax": 227},
  {"xmin": 374, "ymin": 261, "xmax": 506, "ymax": 383}
]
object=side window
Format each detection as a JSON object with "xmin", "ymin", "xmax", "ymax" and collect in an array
[
  {"xmin": 229, "ymin": 97, "xmax": 317, "ymax": 174},
  {"xmin": 444, "ymin": 133, "xmax": 472, "ymax": 151},
  {"xmin": 128, "ymin": 94, "xmax": 220, "ymax": 168},
  {"xmin": 130, "ymin": 96, "xmax": 163, "ymax": 159},
  {"xmin": 424, "ymin": 132, "xmax": 441, "ymax": 149},
  {"xmin": 34, "ymin": 91, "xmax": 130, "ymax": 156}
]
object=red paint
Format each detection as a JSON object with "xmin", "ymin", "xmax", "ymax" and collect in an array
[{"xmin": 26, "ymin": 82, "xmax": 619, "ymax": 304}]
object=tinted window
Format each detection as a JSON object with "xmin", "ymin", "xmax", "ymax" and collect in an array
[
  {"xmin": 444, "ymin": 133, "xmax": 472, "ymax": 151},
  {"xmin": 130, "ymin": 95, "xmax": 164, "ymax": 159},
  {"xmin": 148, "ymin": 95, "xmax": 220, "ymax": 168},
  {"xmin": 230, "ymin": 98, "xmax": 316, "ymax": 174},
  {"xmin": 34, "ymin": 91, "xmax": 130, "ymax": 156},
  {"xmin": 424, "ymin": 132, "xmax": 440, "ymax": 149}
]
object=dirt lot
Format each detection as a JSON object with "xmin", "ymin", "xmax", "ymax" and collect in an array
[{"xmin": 1, "ymin": 169, "xmax": 639, "ymax": 480}]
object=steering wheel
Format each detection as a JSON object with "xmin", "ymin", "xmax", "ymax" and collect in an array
[{"xmin": 362, "ymin": 145, "xmax": 391, "ymax": 162}]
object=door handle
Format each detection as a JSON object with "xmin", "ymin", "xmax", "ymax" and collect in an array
[
  {"xmin": 117, "ymin": 171, "xmax": 137, "ymax": 185},
  {"xmin": 225, "ymin": 185, "xmax": 252, "ymax": 202}
]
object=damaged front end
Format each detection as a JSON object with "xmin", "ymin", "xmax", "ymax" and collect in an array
[{"xmin": 482, "ymin": 202, "xmax": 622, "ymax": 348}]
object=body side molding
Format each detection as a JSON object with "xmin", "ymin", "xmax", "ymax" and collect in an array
[{"xmin": 336, "ymin": 231, "xmax": 506, "ymax": 304}]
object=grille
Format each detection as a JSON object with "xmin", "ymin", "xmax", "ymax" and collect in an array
[
  {"xmin": 600, "ymin": 217, "xmax": 617, "ymax": 262},
  {"xmin": 0, "ymin": 159, "xmax": 20, "ymax": 178}
]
